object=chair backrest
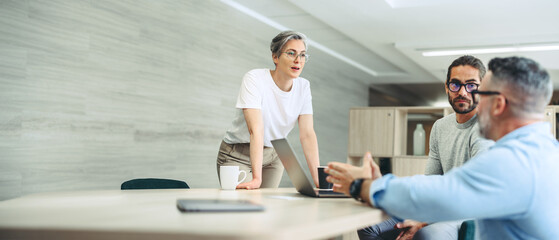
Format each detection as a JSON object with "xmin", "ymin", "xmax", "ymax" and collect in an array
[
  {"xmin": 121, "ymin": 178, "xmax": 189, "ymax": 190},
  {"xmin": 458, "ymin": 220, "xmax": 475, "ymax": 240}
]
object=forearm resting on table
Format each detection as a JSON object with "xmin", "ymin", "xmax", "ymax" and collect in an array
[
  {"xmin": 300, "ymin": 133, "xmax": 319, "ymax": 182},
  {"xmin": 298, "ymin": 114, "xmax": 320, "ymax": 186},
  {"xmin": 249, "ymin": 136, "xmax": 263, "ymax": 180},
  {"xmin": 243, "ymin": 108, "xmax": 264, "ymax": 181}
]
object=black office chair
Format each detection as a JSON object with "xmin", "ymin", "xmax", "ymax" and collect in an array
[
  {"xmin": 458, "ymin": 220, "xmax": 475, "ymax": 240},
  {"xmin": 121, "ymin": 178, "xmax": 190, "ymax": 190}
]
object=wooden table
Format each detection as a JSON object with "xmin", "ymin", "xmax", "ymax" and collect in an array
[{"xmin": 0, "ymin": 188, "xmax": 386, "ymax": 240}]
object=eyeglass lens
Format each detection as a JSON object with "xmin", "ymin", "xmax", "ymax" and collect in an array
[
  {"xmin": 284, "ymin": 51, "xmax": 308, "ymax": 62},
  {"xmin": 449, "ymin": 83, "xmax": 478, "ymax": 93}
]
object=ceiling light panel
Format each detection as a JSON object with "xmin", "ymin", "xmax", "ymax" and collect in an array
[{"xmin": 421, "ymin": 43, "xmax": 559, "ymax": 57}]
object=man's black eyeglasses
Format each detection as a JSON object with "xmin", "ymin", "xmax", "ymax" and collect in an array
[
  {"xmin": 471, "ymin": 90, "xmax": 508, "ymax": 104},
  {"xmin": 447, "ymin": 82, "xmax": 479, "ymax": 93}
]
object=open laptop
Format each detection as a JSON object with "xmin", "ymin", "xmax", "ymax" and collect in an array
[{"xmin": 271, "ymin": 138, "xmax": 349, "ymax": 198}]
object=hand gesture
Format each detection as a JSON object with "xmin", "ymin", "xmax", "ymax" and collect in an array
[{"xmin": 325, "ymin": 152, "xmax": 381, "ymax": 195}]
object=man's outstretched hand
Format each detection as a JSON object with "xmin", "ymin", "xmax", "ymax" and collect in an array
[{"xmin": 325, "ymin": 152, "xmax": 382, "ymax": 195}]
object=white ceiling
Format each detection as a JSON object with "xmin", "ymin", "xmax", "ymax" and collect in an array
[{"xmin": 231, "ymin": 0, "xmax": 559, "ymax": 104}]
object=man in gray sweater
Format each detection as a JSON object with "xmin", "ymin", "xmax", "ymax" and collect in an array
[{"xmin": 359, "ymin": 55, "xmax": 494, "ymax": 240}]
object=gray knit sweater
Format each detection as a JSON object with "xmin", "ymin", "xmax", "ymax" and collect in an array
[{"xmin": 425, "ymin": 113, "xmax": 494, "ymax": 175}]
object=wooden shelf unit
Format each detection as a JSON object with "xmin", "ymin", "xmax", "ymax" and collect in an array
[
  {"xmin": 347, "ymin": 106, "xmax": 450, "ymax": 176},
  {"xmin": 394, "ymin": 107, "xmax": 448, "ymax": 156},
  {"xmin": 347, "ymin": 105, "xmax": 558, "ymax": 177}
]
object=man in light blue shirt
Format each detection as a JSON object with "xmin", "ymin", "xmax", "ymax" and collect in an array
[
  {"xmin": 359, "ymin": 55, "xmax": 494, "ymax": 240},
  {"xmin": 327, "ymin": 56, "xmax": 559, "ymax": 239}
]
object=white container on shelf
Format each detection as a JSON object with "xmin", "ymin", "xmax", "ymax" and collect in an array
[{"xmin": 413, "ymin": 123, "xmax": 425, "ymax": 156}]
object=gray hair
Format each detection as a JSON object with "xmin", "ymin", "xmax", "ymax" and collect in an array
[
  {"xmin": 488, "ymin": 56, "xmax": 553, "ymax": 117},
  {"xmin": 270, "ymin": 30, "xmax": 308, "ymax": 58}
]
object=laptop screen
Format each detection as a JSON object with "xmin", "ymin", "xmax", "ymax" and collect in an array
[{"xmin": 271, "ymin": 138, "xmax": 318, "ymax": 197}]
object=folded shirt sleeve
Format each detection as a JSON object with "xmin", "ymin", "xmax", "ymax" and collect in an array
[{"xmin": 368, "ymin": 148, "xmax": 533, "ymax": 223}]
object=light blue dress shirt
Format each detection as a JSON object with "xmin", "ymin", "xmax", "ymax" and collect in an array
[{"xmin": 369, "ymin": 122, "xmax": 559, "ymax": 240}]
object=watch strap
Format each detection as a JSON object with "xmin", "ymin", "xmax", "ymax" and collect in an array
[{"xmin": 350, "ymin": 178, "xmax": 365, "ymax": 202}]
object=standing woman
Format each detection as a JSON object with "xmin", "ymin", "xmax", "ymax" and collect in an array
[{"xmin": 217, "ymin": 30, "xmax": 320, "ymax": 189}]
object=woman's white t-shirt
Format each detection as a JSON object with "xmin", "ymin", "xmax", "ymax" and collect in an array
[{"xmin": 223, "ymin": 69, "xmax": 313, "ymax": 147}]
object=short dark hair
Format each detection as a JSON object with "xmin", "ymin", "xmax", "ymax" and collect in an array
[
  {"xmin": 488, "ymin": 56, "xmax": 552, "ymax": 116},
  {"xmin": 446, "ymin": 55, "xmax": 486, "ymax": 83}
]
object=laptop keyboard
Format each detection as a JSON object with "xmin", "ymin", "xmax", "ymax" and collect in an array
[{"xmin": 318, "ymin": 190, "xmax": 345, "ymax": 195}]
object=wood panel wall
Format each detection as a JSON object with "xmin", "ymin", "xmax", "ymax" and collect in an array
[{"xmin": 0, "ymin": 0, "xmax": 369, "ymax": 200}]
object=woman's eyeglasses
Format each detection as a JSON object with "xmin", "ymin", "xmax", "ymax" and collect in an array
[{"xmin": 282, "ymin": 51, "xmax": 309, "ymax": 63}]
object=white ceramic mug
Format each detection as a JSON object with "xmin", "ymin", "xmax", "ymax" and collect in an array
[{"xmin": 219, "ymin": 166, "xmax": 247, "ymax": 190}]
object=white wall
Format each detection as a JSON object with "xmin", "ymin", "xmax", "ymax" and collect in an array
[{"xmin": 0, "ymin": 0, "xmax": 369, "ymax": 200}]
